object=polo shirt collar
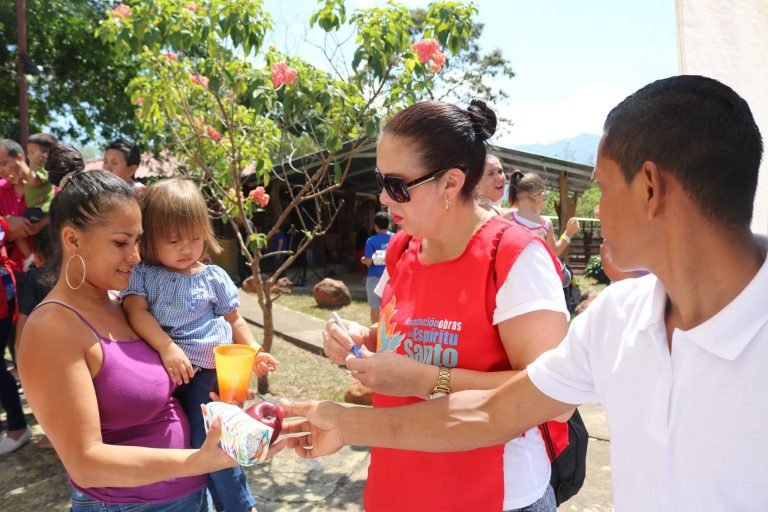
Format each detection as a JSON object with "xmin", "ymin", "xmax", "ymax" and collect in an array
[
  {"xmin": 677, "ymin": 233, "xmax": 768, "ymax": 360},
  {"xmin": 635, "ymin": 274, "xmax": 668, "ymax": 333}
]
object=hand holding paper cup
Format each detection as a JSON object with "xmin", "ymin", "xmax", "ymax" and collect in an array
[{"xmin": 214, "ymin": 344, "xmax": 257, "ymax": 404}]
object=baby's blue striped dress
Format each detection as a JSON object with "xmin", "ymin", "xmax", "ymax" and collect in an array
[{"xmin": 121, "ymin": 262, "xmax": 239, "ymax": 369}]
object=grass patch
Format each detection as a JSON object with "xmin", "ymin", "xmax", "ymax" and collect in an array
[
  {"xmin": 573, "ymin": 274, "xmax": 607, "ymax": 295},
  {"xmin": 250, "ymin": 326, "xmax": 354, "ymax": 403},
  {"xmin": 274, "ymin": 291, "xmax": 372, "ymax": 327}
]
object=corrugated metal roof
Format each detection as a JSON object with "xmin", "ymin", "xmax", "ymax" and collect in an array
[{"xmin": 265, "ymin": 139, "xmax": 595, "ymax": 197}]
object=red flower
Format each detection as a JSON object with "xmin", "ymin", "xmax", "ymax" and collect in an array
[
  {"xmin": 163, "ymin": 51, "xmax": 179, "ymax": 62},
  {"xmin": 258, "ymin": 193, "xmax": 270, "ymax": 208},
  {"xmin": 206, "ymin": 126, "xmax": 221, "ymax": 141},
  {"xmin": 132, "ymin": 97, "xmax": 145, "ymax": 106},
  {"xmin": 271, "ymin": 62, "xmax": 298, "ymax": 89},
  {"xmin": 190, "ymin": 74, "xmax": 209, "ymax": 89},
  {"xmin": 429, "ymin": 51, "xmax": 446, "ymax": 73},
  {"xmin": 111, "ymin": 4, "xmax": 132, "ymax": 19},
  {"xmin": 187, "ymin": 2, "xmax": 199, "ymax": 12},
  {"xmin": 412, "ymin": 38, "xmax": 440, "ymax": 64},
  {"xmin": 249, "ymin": 186, "xmax": 266, "ymax": 202},
  {"xmin": 194, "ymin": 117, "xmax": 205, "ymax": 126}
]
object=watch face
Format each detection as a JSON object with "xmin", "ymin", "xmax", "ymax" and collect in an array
[{"xmin": 429, "ymin": 391, "xmax": 447, "ymax": 400}]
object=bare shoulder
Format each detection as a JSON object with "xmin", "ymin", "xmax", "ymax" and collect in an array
[{"xmin": 20, "ymin": 303, "xmax": 94, "ymax": 356}]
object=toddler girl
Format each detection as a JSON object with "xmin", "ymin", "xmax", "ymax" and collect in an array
[
  {"xmin": 506, "ymin": 170, "xmax": 581, "ymax": 286},
  {"xmin": 122, "ymin": 178, "xmax": 277, "ymax": 512}
]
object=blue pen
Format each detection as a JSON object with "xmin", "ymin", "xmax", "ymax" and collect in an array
[{"xmin": 331, "ymin": 311, "xmax": 362, "ymax": 358}]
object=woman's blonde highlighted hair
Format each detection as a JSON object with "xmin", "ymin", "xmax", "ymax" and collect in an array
[{"xmin": 139, "ymin": 178, "xmax": 222, "ymax": 265}]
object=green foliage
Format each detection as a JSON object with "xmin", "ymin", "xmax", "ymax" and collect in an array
[
  {"xmin": 584, "ymin": 255, "xmax": 609, "ymax": 284},
  {"xmin": 98, "ymin": 0, "xmax": 486, "ymax": 353},
  {"xmin": 309, "ymin": 0, "xmax": 346, "ymax": 32},
  {"xmin": 0, "ymin": 0, "xmax": 141, "ymax": 143},
  {"xmin": 576, "ymin": 181, "xmax": 600, "ymax": 218},
  {"xmin": 411, "ymin": 4, "xmax": 515, "ymax": 107}
]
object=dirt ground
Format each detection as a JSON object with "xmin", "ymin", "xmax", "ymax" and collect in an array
[{"xmin": 0, "ymin": 330, "xmax": 359, "ymax": 512}]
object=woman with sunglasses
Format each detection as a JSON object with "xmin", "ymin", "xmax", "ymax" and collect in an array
[{"xmin": 322, "ymin": 100, "xmax": 570, "ymax": 512}]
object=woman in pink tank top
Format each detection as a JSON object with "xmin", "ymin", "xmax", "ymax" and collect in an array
[{"xmin": 17, "ymin": 166, "xmax": 285, "ymax": 510}]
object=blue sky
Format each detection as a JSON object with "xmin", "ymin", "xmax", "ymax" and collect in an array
[{"xmin": 263, "ymin": 0, "xmax": 678, "ymax": 147}]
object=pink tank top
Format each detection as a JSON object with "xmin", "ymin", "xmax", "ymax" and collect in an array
[{"xmin": 34, "ymin": 301, "xmax": 206, "ymax": 504}]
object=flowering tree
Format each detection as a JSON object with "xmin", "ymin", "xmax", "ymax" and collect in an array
[{"xmin": 99, "ymin": 0, "xmax": 481, "ymax": 391}]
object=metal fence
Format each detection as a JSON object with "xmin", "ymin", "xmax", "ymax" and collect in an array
[{"xmin": 548, "ymin": 217, "xmax": 602, "ymax": 275}]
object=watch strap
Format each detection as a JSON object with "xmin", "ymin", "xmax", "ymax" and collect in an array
[{"xmin": 430, "ymin": 366, "xmax": 452, "ymax": 397}]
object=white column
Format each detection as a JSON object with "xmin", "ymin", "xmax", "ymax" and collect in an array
[{"xmin": 676, "ymin": 0, "xmax": 768, "ymax": 233}]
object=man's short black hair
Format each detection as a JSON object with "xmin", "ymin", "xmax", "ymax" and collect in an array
[
  {"xmin": 602, "ymin": 75, "xmax": 763, "ymax": 228},
  {"xmin": 106, "ymin": 138, "xmax": 141, "ymax": 166},
  {"xmin": 374, "ymin": 211, "xmax": 391, "ymax": 230}
]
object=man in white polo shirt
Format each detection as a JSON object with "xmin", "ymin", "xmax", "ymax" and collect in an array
[{"xmin": 282, "ymin": 75, "xmax": 768, "ymax": 512}]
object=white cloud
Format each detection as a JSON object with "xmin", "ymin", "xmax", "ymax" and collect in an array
[{"xmin": 495, "ymin": 83, "xmax": 629, "ymax": 146}]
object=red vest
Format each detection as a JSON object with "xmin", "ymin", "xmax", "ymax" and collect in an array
[{"xmin": 366, "ymin": 217, "xmax": 559, "ymax": 511}]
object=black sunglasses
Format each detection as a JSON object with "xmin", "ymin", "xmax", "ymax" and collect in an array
[{"xmin": 374, "ymin": 167, "xmax": 449, "ymax": 203}]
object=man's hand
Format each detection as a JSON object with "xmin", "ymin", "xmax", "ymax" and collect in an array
[
  {"xmin": 4, "ymin": 216, "xmax": 32, "ymax": 241},
  {"xmin": 280, "ymin": 399, "xmax": 346, "ymax": 459}
]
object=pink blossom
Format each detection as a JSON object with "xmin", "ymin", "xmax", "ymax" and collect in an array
[
  {"xmin": 429, "ymin": 51, "xmax": 446, "ymax": 73},
  {"xmin": 206, "ymin": 126, "xmax": 221, "ymax": 141},
  {"xmin": 249, "ymin": 186, "xmax": 266, "ymax": 202},
  {"xmin": 284, "ymin": 68, "xmax": 298, "ymax": 85},
  {"xmin": 111, "ymin": 4, "xmax": 132, "ymax": 19},
  {"xmin": 187, "ymin": 2, "xmax": 199, "ymax": 12},
  {"xmin": 132, "ymin": 97, "xmax": 144, "ymax": 106},
  {"xmin": 194, "ymin": 117, "xmax": 205, "ymax": 126},
  {"xmin": 249, "ymin": 186, "xmax": 270, "ymax": 207},
  {"xmin": 271, "ymin": 62, "xmax": 298, "ymax": 89},
  {"xmin": 190, "ymin": 74, "xmax": 209, "ymax": 89},
  {"xmin": 412, "ymin": 38, "xmax": 440, "ymax": 63},
  {"xmin": 163, "ymin": 51, "xmax": 179, "ymax": 62}
]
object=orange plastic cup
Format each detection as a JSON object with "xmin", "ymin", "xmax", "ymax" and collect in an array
[{"xmin": 214, "ymin": 345, "xmax": 257, "ymax": 403}]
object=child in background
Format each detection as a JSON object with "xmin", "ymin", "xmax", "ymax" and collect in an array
[
  {"xmin": 121, "ymin": 178, "xmax": 277, "ymax": 512},
  {"xmin": 14, "ymin": 226, "xmax": 56, "ymax": 354},
  {"xmin": 506, "ymin": 170, "xmax": 581, "ymax": 286},
  {"xmin": 102, "ymin": 138, "xmax": 146, "ymax": 193},
  {"xmin": 360, "ymin": 212, "xmax": 392, "ymax": 323},
  {"xmin": 0, "ymin": 217, "xmax": 30, "ymax": 454},
  {"xmin": 13, "ymin": 225, "xmax": 56, "ymax": 449},
  {"xmin": 17, "ymin": 134, "xmax": 57, "ymax": 267}
]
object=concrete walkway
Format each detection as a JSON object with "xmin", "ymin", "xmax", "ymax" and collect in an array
[{"xmin": 236, "ymin": 290, "xmax": 614, "ymax": 511}]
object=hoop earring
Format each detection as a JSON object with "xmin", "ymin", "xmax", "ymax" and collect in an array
[{"xmin": 65, "ymin": 254, "xmax": 86, "ymax": 290}]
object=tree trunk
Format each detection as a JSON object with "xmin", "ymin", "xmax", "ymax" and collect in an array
[{"xmin": 257, "ymin": 290, "xmax": 274, "ymax": 395}]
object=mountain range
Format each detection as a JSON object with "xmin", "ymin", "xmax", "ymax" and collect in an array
[{"xmin": 515, "ymin": 133, "xmax": 601, "ymax": 165}]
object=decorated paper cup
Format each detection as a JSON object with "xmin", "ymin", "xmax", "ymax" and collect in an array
[
  {"xmin": 201, "ymin": 402, "xmax": 272, "ymax": 466},
  {"xmin": 214, "ymin": 345, "xmax": 257, "ymax": 403}
]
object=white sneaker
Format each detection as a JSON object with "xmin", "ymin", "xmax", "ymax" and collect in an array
[{"xmin": 0, "ymin": 426, "xmax": 32, "ymax": 455}]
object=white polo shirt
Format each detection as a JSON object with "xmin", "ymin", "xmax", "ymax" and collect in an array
[{"xmin": 528, "ymin": 234, "xmax": 768, "ymax": 512}]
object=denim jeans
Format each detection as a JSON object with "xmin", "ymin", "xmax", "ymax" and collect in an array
[
  {"xmin": 71, "ymin": 488, "xmax": 205, "ymax": 511},
  {"xmin": 505, "ymin": 485, "xmax": 557, "ymax": 512},
  {"xmin": 0, "ymin": 299, "xmax": 26, "ymax": 433},
  {"xmin": 175, "ymin": 368, "xmax": 256, "ymax": 511}
]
